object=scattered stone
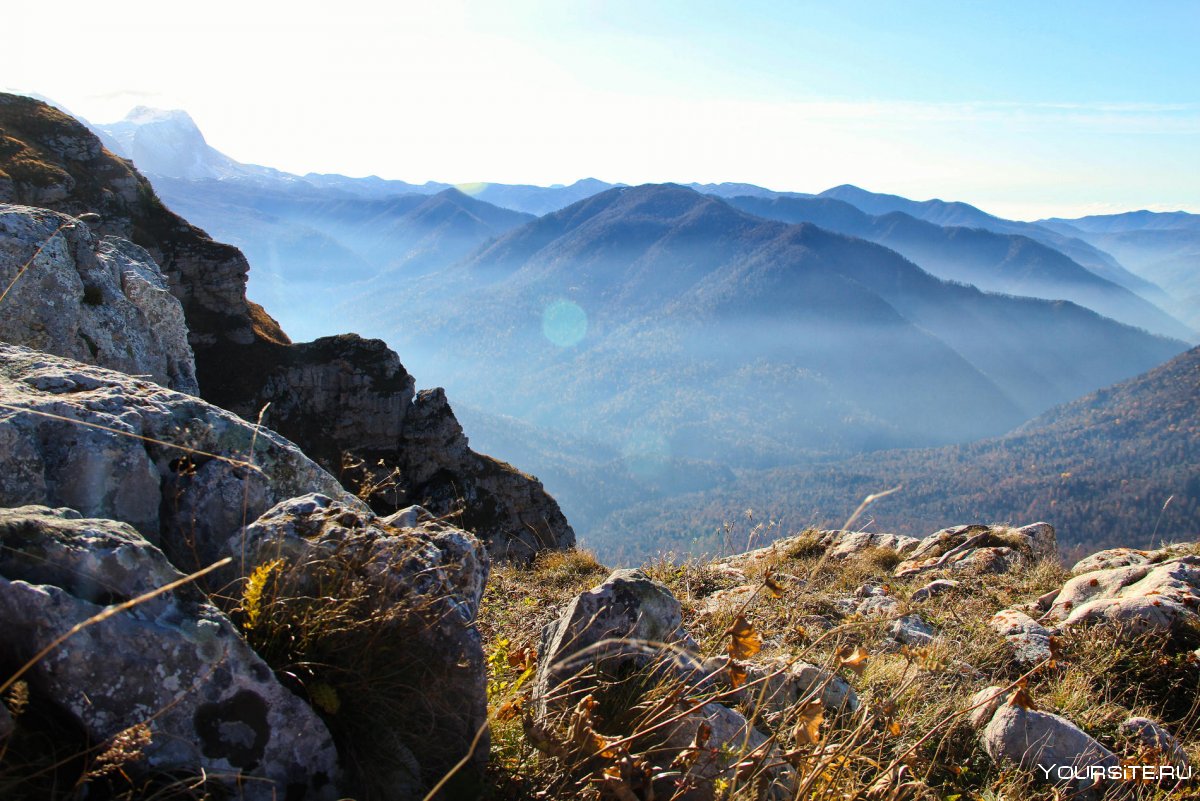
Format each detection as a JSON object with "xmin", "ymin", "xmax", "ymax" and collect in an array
[
  {"xmin": 0, "ymin": 205, "xmax": 198, "ymax": 394},
  {"xmin": 697, "ymin": 584, "xmax": 758, "ymax": 616},
  {"xmin": 981, "ymin": 703, "xmax": 1118, "ymax": 798},
  {"xmin": 0, "ymin": 506, "xmax": 338, "ymax": 799},
  {"xmin": 965, "ymin": 685, "xmax": 1012, "ymax": 730},
  {"xmin": 1120, "ymin": 717, "xmax": 1190, "ymax": 769},
  {"xmin": 910, "ymin": 578, "xmax": 959, "ymax": 602},
  {"xmin": 990, "ymin": 609, "xmax": 1054, "ymax": 665},
  {"xmin": 1046, "ymin": 556, "xmax": 1200, "ymax": 634},
  {"xmin": 890, "ymin": 614, "xmax": 937, "ymax": 646},
  {"xmin": 894, "ymin": 523, "xmax": 1057, "ymax": 578},
  {"xmin": 664, "ymin": 702, "xmax": 790, "ymax": 798},
  {"xmin": 821, "ymin": 530, "xmax": 919, "ymax": 560},
  {"xmin": 535, "ymin": 569, "xmax": 694, "ymax": 715}
]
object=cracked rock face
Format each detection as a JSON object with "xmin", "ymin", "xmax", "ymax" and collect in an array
[
  {"xmin": 0, "ymin": 344, "xmax": 364, "ymax": 571},
  {"xmin": 0, "ymin": 506, "xmax": 339, "ymax": 800},
  {"xmin": 0, "ymin": 204, "xmax": 197, "ymax": 394}
]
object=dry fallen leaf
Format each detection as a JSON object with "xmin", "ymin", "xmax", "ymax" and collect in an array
[
  {"xmin": 837, "ymin": 644, "xmax": 870, "ymax": 676},
  {"xmin": 727, "ymin": 614, "xmax": 762, "ymax": 660},
  {"xmin": 763, "ymin": 568, "xmax": 785, "ymax": 599},
  {"xmin": 728, "ymin": 659, "xmax": 749, "ymax": 689},
  {"xmin": 793, "ymin": 699, "xmax": 825, "ymax": 746},
  {"xmin": 1008, "ymin": 678, "xmax": 1037, "ymax": 710}
]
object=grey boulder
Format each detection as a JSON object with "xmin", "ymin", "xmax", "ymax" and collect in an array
[
  {"xmin": 0, "ymin": 505, "xmax": 338, "ymax": 799},
  {"xmin": 981, "ymin": 703, "xmax": 1117, "ymax": 798},
  {"xmin": 1046, "ymin": 556, "xmax": 1200, "ymax": 634},
  {"xmin": 233, "ymin": 493, "xmax": 490, "ymax": 786}
]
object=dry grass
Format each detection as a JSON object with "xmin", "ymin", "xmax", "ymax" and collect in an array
[{"xmin": 476, "ymin": 535, "xmax": 1200, "ymax": 801}]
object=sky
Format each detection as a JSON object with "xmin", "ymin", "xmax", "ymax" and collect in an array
[{"xmin": 4, "ymin": 0, "xmax": 1198, "ymax": 220}]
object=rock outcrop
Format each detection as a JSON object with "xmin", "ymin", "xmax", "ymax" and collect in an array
[
  {"xmin": 1045, "ymin": 554, "xmax": 1200, "ymax": 634},
  {"xmin": 0, "ymin": 92, "xmax": 574, "ymax": 558},
  {"xmin": 0, "ymin": 506, "xmax": 339, "ymax": 799},
  {"xmin": 893, "ymin": 522, "xmax": 1056, "ymax": 578},
  {"xmin": 0, "ymin": 204, "xmax": 196, "ymax": 393},
  {"xmin": 0, "ymin": 343, "xmax": 363, "ymax": 571}
]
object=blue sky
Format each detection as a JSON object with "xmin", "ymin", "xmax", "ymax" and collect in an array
[{"xmin": 4, "ymin": 0, "xmax": 1197, "ymax": 219}]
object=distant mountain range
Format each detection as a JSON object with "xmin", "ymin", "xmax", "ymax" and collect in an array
[
  {"xmin": 69, "ymin": 101, "xmax": 1198, "ymax": 560},
  {"xmin": 364, "ymin": 183, "xmax": 1182, "ymax": 464},
  {"xmin": 724, "ymin": 194, "xmax": 1192, "ymax": 339},
  {"xmin": 1039, "ymin": 212, "xmax": 1200, "ymax": 332}
]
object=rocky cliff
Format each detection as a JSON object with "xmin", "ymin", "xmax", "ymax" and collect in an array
[{"xmin": 0, "ymin": 93, "xmax": 573, "ymax": 559}]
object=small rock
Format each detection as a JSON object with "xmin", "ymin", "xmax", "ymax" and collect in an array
[
  {"xmin": 981, "ymin": 703, "xmax": 1118, "ymax": 798},
  {"xmin": 910, "ymin": 579, "xmax": 959, "ymax": 602},
  {"xmin": 1121, "ymin": 717, "xmax": 1190, "ymax": 769},
  {"xmin": 890, "ymin": 614, "xmax": 937, "ymax": 646},
  {"xmin": 536, "ymin": 569, "xmax": 694, "ymax": 715},
  {"xmin": 990, "ymin": 609, "xmax": 1054, "ymax": 665},
  {"xmin": 822, "ymin": 530, "xmax": 919, "ymax": 560},
  {"xmin": 664, "ymin": 702, "xmax": 792, "ymax": 797},
  {"xmin": 1072, "ymin": 547, "xmax": 1151, "ymax": 574},
  {"xmin": 965, "ymin": 685, "xmax": 1011, "ymax": 730}
]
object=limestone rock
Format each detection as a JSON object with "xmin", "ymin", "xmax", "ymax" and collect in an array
[
  {"xmin": 663, "ymin": 702, "xmax": 789, "ymax": 798},
  {"xmin": 0, "ymin": 344, "xmax": 363, "ymax": 571},
  {"xmin": 719, "ymin": 656, "xmax": 859, "ymax": 715},
  {"xmin": 536, "ymin": 569, "xmax": 693, "ymax": 714},
  {"xmin": 890, "ymin": 614, "xmax": 937, "ymax": 646},
  {"xmin": 233, "ymin": 494, "xmax": 490, "ymax": 786},
  {"xmin": 820, "ymin": 529, "xmax": 919, "ymax": 560},
  {"xmin": 894, "ymin": 523, "xmax": 1056, "ymax": 578},
  {"xmin": 0, "ymin": 204, "xmax": 197, "ymax": 393},
  {"xmin": 965, "ymin": 685, "xmax": 1012, "ymax": 730},
  {"xmin": 989, "ymin": 609, "xmax": 1054, "ymax": 665},
  {"xmin": 1046, "ymin": 556, "xmax": 1200, "ymax": 634},
  {"xmin": 981, "ymin": 703, "xmax": 1117, "ymax": 798},
  {"xmin": 910, "ymin": 578, "xmax": 959, "ymax": 602},
  {"xmin": 1072, "ymin": 544, "xmax": 1194, "ymax": 575},
  {"xmin": 0, "ymin": 506, "xmax": 338, "ymax": 799}
]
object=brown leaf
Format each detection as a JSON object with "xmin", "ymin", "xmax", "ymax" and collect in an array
[
  {"xmin": 728, "ymin": 659, "xmax": 749, "ymax": 689},
  {"xmin": 507, "ymin": 645, "xmax": 537, "ymax": 670},
  {"xmin": 763, "ymin": 568, "xmax": 785, "ymax": 599},
  {"xmin": 1008, "ymin": 679, "xmax": 1037, "ymax": 710},
  {"xmin": 837, "ymin": 645, "xmax": 870, "ymax": 677},
  {"xmin": 887, "ymin": 719, "xmax": 902, "ymax": 736},
  {"xmin": 726, "ymin": 614, "xmax": 762, "ymax": 660},
  {"xmin": 793, "ymin": 699, "xmax": 824, "ymax": 746},
  {"xmin": 495, "ymin": 697, "xmax": 523, "ymax": 721},
  {"xmin": 523, "ymin": 715, "xmax": 568, "ymax": 760}
]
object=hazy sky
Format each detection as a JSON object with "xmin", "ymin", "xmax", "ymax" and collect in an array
[{"xmin": 5, "ymin": 0, "xmax": 1197, "ymax": 219}]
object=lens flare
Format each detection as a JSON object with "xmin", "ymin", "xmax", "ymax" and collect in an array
[{"xmin": 541, "ymin": 299, "xmax": 588, "ymax": 347}]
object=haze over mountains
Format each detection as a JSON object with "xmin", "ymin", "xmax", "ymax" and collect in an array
[{"xmin": 77, "ymin": 101, "xmax": 1200, "ymax": 562}]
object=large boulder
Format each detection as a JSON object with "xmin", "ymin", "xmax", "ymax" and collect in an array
[
  {"xmin": 0, "ymin": 506, "xmax": 339, "ymax": 799},
  {"xmin": 980, "ymin": 703, "xmax": 1118, "ymax": 799},
  {"xmin": 1045, "ymin": 555, "xmax": 1200, "ymax": 634},
  {"xmin": 0, "ymin": 344, "xmax": 364, "ymax": 571},
  {"xmin": 1071, "ymin": 544, "xmax": 1194, "ymax": 575},
  {"xmin": 232, "ymin": 494, "xmax": 490, "ymax": 792},
  {"xmin": 0, "ymin": 204, "xmax": 196, "ymax": 394}
]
